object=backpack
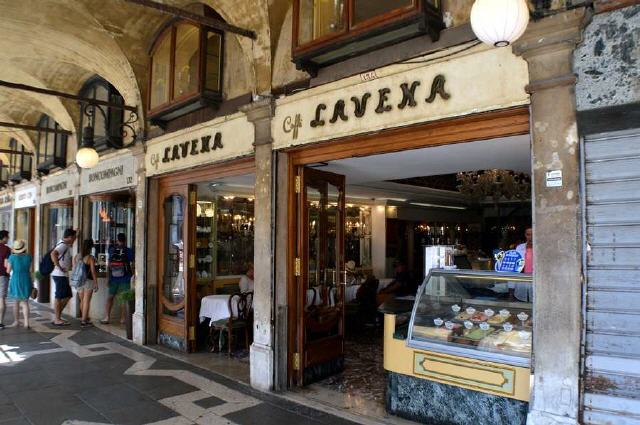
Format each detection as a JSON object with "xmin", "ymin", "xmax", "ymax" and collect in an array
[
  {"xmin": 39, "ymin": 242, "xmax": 64, "ymax": 275},
  {"xmin": 70, "ymin": 255, "xmax": 87, "ymax": 288},
  {"xmin": 110, "ymin": 247, "xmax": 131, "ymax": 279}
]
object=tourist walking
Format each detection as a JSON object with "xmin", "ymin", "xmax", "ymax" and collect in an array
[
  {"xmin": 5, "ymin": 240, "xmax": 33, "ymax": 329},
  {"xmin": 73, "ymin": 239, "xmax": 98, "ymax": 327},
  {"xmin": 51, "ymin": 228, "xmax": 77, "ymax": 326},
  {"xmin": 0, "ymin": 230, "xmax": 11, "ymax": 329}
]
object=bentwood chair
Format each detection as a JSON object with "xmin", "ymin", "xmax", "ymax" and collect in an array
[{"xmin": 210, "ymin": 291, "xmax": 253, "ymax": 355}]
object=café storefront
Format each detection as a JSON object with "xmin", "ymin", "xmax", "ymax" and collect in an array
[
  {"xmin": 270, "ymin": 45, "xmax": 537, "ymax": 424},
  {"xmin": 144, "ymin": 112, "xmax": 256, "ymax": 354},
  {"xmin": 13, "ymin": 183, "xmax": 38, "ymax": 258}
]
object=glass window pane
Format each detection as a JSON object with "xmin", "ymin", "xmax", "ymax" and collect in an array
[
  {"xmin": 150, "ymin": 33, "xmax": 172, "ymax": 109},
  {"xmin": 89, "ymin": 198, "xmax": 135, "ymax": 275},
  {"xmin": 93, "ymin": 85, "xmax": 108, "ymax": 138},
  {"xmin": 205, "ymin": 32, "xmax": 222, "ymax": 92},
  {"xmin": 173, "ymin": 23, "xmax": 200, "ymax": 99},
  {"xmin": 352, "ymin": 0, "xmax": 412, "ymax": 25},
  {"xmin": 163, "ymin": 195, "xmax": 185, "ymax": 318},
  {"xmin": 298, "ymin": 0, "xmax": 345, "ymax": 45}
]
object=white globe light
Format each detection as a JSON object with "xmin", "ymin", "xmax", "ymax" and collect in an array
[
  {"xmin": 470, "ymin": 0, "xmax": 530, "ymax": 47},
  {"xmin": 76, "ymin": 147, "xmax": 99, "ymax": 169}
]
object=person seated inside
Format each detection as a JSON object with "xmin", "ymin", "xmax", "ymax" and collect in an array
[
  {"xmin": 376, "ymin": 260, "xmax": 416, "ymax": 305},
  {"xmin": 239, "ymin": 263, "xmax": 254, "ymax": 293},
  {"xmin": 345, "ymin": 260, "xmax": 361, "ymax": 286}
]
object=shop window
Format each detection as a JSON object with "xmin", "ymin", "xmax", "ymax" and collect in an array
[
  {"xmin": 36, "ymin": 115, "xmax": 67, "ymax": 174},
  {"xmin": 293, "ymin": 0, "xmax": 443, "ymax": 75},
  {"xmin": 42, "ymin": 203, "xmax": 73, "ymax": 253},
  {"xmin": 148, "ymin": 6, "xmax": 224, "ymax": 127},
  {"xmin": 88, "ymin": 195, "xmax": 135, "ymax": 276},
  {"xmin": 0, "ymin": 162, "xmax": 9, "ymax": 188},
  {"xmin": 163, "ymin": 194, "xmax": 185, "ymax": 317},
  {"xmin": 8, "ymin": 138, "xmax": 32, "ymax": 183},
  {"xmin": 78, "ymin": 77, "xmax": 124, "ymax": 152}
]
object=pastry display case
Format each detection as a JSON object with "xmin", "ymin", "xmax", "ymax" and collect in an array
[{"xmin": 407, "ymin": 269, "xmax": 533, "ymax": 367}]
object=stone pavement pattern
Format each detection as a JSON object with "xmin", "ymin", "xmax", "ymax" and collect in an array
[{"xmin": 0, "ymin": 304, "xmax": 357, "ymax": 425}]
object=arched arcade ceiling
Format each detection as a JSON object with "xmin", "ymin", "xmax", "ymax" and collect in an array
[{"xmin": 0, "ymin": 0, "xmax": 280, "ymax": 153}]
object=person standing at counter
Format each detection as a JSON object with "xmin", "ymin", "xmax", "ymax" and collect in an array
[
  {"xmin": 51, "ymin": 228, "xmax": 77, "ymax": 326},
  {"xmin": 510, "ymin": 227, "xmax": 533, "ymax": 302},
  {"xmin": 102, "ymin": 233, "xmax": 134, "ymax": 324},
  {"xmin": 0, "ymin": 230, "xmax": 10, "ymax": 329}
]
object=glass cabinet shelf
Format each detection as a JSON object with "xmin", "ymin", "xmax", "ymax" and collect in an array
[{"xmin": 407, "ymin": 270, "xmax": 533, "ymax": 367}]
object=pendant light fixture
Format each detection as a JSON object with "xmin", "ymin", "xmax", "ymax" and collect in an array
[
  {"xmin": 76, "ymin": 126, "xmax": 100, "ymax": 169},
  {"xmin": 470, "ymin": 0, "xmax": 530, "ymax": 47}
]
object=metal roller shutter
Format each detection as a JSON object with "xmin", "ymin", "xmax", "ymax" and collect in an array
[{"xmin": 582, "ymin": 129, "xmax": 640, "ymax": 424}]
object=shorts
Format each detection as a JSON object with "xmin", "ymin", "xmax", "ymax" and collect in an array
[
  {"xmin": 0, "ymin": 275, "xmax": 8, "ymax": 298},
  {"xmin": 108, "ymin": 279, "xmax": 130, "ymax": 296},
  {"xmin": 77, "ymin": 279, "xmax": 95, "ymax": 292},
  {"xmin": 53, "ymin": 276, "xmax": 72, "ymax": 299}
]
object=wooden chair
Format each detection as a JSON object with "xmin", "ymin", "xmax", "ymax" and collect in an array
[{"xmin": 209, "ymin": 292, "xmax": 253, "ymax": 355}]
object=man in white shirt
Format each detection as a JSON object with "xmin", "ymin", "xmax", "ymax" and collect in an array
[
  {"xmin": 51, "ymin": 228, "xmax": 77, "ymax": 326},
  {"xmin": 239, "ymin": 263, "xmax": 254, "ymax": 293}
]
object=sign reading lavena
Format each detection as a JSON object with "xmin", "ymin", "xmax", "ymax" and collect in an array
[
  {"xmin": 14, "ymin": 184, "xmax": 38, "ymax": 209},
  {"xmin": 41, "ymin": 171, "xmax": 77, "ymax": 204},
  {"xmin": 273, "ymin": 47, "xmax": 529, "ymax": 149},
  {"xmin": 145, "ymin": 113, "xmax": 254, "ymax": 177},
  {"xmin": 80, "ymin": 155, "xmax": 136, "ymax": 196}
]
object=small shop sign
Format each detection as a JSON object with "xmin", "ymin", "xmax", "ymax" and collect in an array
[
  {"xmin": 80, "ymin": 155, "xmax": 136, "ymax": 195},
  {"xmin": 494, "ymin": 250, "xmax": 525, "ymax": 273},
  {"xmin": 41, "ymin": 171, "xmax": 77, "ymax": 204},
  {"xmin": 14, "ymin": 184, "xmax": 38, "ymax": 209},
  {"xmin": 145, "ymin": 112, "xmax": 254, "ymax": 177}
]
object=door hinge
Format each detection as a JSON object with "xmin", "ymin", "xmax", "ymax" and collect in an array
[
  {"xmin": 294, "ymin": 257, "xmax": 301, "ymax": 276},
  {"xmin": 189, "ymin": 191, "xmax": 196, "ymax": 206},
  {"xmin": 189, "ymin": 254, "xmax": 195, "ymax": 269},
  {"xmin": 188, "ymin": 326, "xmax": 196, "ymax": 341},
  {"xmin": 295, "ymin": 175, "xmax": 301, "ymax": 194},
  {"xmin": 293, "ymin": 352, "xmax": 300, "ymax": 371}
]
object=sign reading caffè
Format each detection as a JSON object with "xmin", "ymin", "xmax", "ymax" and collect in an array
[
  {"xmin": 273, "ymin": 47, "xmax": 530, "ymax": 149},
  {"xmin": 145, "ymin": 113, "xmax": 254, "ymax": 177}
]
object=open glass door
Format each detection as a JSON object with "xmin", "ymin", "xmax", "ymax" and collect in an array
[
  {"xmin": 296, "ymin": 167, "xmax": 346, "ymax": 385},
  {"xmin": 157, "ymin": 183, "xmax": 197, "ymax": 352}
]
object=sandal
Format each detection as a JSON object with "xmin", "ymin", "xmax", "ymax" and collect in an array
[
  {"xmin": 99, "ymin": 319, "xmax": 110, "ymax": 325},
  {"xmin": 80, "ymin": 321, "xmax": 93, "ymax": 327},
  {"xmin": 51, "ymin": 321, "xmax": 70, "ymax": 327}
]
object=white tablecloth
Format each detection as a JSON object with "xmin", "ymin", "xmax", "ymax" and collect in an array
[{"xmin": 199, "ymin": 295, "xmax": 239, "ymax": 324}]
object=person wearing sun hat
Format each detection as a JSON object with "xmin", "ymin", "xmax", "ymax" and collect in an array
[{"xmin": 5, "ymin": 239, "xmax": 33, "ymax": 329}]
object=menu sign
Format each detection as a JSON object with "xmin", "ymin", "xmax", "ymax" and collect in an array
[
  {"xmin": 145, "ymin": 113, "xmax": 254, "ymax": 177},
  {"xmin": 41, "ymin": 171, "xmax": 77, "ymax": 204},
  {"xmin": 14, "ymin": 184, "xmax": 38, "ymax": 209},
  {"xmin": 80, "ymin": 155, "xmax": 136, "ymax": 195}
]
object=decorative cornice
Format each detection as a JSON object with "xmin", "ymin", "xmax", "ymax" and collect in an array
[
  {"xmin": 525, "ymin": 74, "xmax": 578, "ymax": 94},
  {"xmin": 513, "ymin": 8, "xmax": 592, "ymax": 58},
  {"xmin": 240, "ymin": 97, "xmax": 275, "ymax": 123}
]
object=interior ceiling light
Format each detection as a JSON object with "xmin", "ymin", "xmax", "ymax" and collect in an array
[{"xmin": 470, "ymin": 0, "xmax": 530, "ymax": 47}]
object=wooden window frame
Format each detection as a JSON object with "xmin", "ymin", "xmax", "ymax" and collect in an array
[
  {"xmin": 78, "ymin": 76, "xmax": 125, "ymax": 152},
  {"xmin": 292, "ymin": 0, "xmax": 425, "ymax": 56},
  {"xmin": 147, "ymin": 20, "xmax": 224, "ymax": 120},
  {"xmin": 36, "ymin": 114, "xmax": 67, "ymax": 175},
  {"xmin": 8, "ymin": 138, "xmax": 32, "ymax": 183}
]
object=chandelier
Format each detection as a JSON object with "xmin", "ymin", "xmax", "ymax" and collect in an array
[{"xmin": 456, "ymin": 169, "xmax": 531, "ymax": 203}]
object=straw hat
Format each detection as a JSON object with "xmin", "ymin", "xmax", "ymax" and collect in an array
[{"xmin": 12, "ymin": 239, "xmax": 26, "ymax": 254}]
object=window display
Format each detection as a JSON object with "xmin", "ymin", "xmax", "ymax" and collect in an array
[
  {"xmin": 407, "ymin": 270, "xmax": 533, "ymax": 367},
  {"xmin": 88, "ymin": 196, "xmax": 135, "ymax": 275},
  {"xmin": 0, "ymin": 208, "xmax": 11, "ymax": 235}
]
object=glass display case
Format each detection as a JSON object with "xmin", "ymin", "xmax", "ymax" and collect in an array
[
  {"xmin": 88, "ymin": 195, "xmax": 135, "ymax": 275},
  {"xmin": 407, "ymin": 270, "xmax": 533, "ymax": 367}
]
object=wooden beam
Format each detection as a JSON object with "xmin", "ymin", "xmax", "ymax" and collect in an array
[
  {"xmin": 0, "ymin": 121, "xmax": 72, "ymax": 135},
  {"xmin": 0, "ymin": 80, "xmax": 138, "ymax": 112},
  {"xmin": 122, "ymin": 0, "xmax": 257, "ymax": 39}
]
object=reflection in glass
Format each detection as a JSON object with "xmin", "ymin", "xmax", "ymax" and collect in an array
[
  {"xmin": 205, "ymin": 32, "xmax": 222, "ymax": 91},
  {"xmin": 163, "ymin": 195, "xmax": 185, "ymax": 318},
  {"xmin": 173, "ymin": 24, "xmax": 200, "ymax": 99},
  {"xmin": 150, "ymin": 34, "xmax": 171, "ymax": 109},
  {"xmin": 14, "ymin": 209, "xmax": 31, "ymax": 253},
  {"xmin": 352, "ymin": 0, "xmax": 412, "ymax": 25},
  {"xmin": 89, "ymin": 198, "xmax": 135, "ymax": 275},
  {"xmin": 307, "ymin": 189, "xmax": 321, "ymax": 290},
  {"xmin": 298, "ymin": 0, "xmax": 345, "ymax": 45},
  {"xmin": 42, "ymin": 204, "xmax": 73, "ymax": 254}
]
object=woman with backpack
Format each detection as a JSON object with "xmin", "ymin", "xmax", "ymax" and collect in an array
[
  {"xmin": 5, "ymin": 240, "xmax": 33, "ymax": 329},
  {"xmin": 73, "ymin": 239, "xmax": 98, "ymax": 327}
]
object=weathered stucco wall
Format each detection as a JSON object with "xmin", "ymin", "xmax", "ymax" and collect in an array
[{"xmin": 575, "ymin": 5, "xmax": 640, "ymax": 111}]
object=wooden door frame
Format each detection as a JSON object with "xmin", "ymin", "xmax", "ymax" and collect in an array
[
  {"xmin": 286, "ymin": 106, "xmax": 530, "ymax": 386},
  {"xmin": 153, "ymin": 157, "xmax": 256, "ymax": 352}
]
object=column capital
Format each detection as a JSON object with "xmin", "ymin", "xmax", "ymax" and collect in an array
[
  {"xmin": 513, "ymin": 9, "xmax": 591, "ymax": 59},
  {"xmin": 240, "ymin": 97, "xmax": 275, "ymax": 147}
]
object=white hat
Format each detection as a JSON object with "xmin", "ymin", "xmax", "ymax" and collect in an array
[{"xmin": 12, "ymin": 239, "xmax": 26, "ymax": 254}]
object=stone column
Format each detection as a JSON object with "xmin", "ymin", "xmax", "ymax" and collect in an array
[
  {"xmin": 131, "ymin": 145, "xmax": 147, "ymax": 345},
  {"xmin": 513, "ymin": 9, "xmax": 590, "ymax": 425},
  {"xmin": 241, "ymin": 98, "xmax": 276, "ymax": 391}
]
